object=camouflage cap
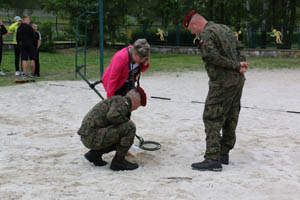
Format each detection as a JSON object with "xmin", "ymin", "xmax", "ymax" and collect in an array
[
  {"xmin": 133, "ymin": 39, "xmax": 150, "ymax": 58},
  {"xmin": 183, "ymin": 10, "xmax": 199, "ymax": 28}
]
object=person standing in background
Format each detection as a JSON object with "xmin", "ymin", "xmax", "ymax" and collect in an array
[
  {"xmin": 17, "ymin": 16, "xmax": 36, "ymax": 78},
  {"xmin": 8, "ymin": 16, "xmax": 22, "ymax": 76},
  {"xmin": 0, "ymin": 20, "xmax": 8, "ymax": 76},
  {"xmin": 32, "ymin": 23, "xmax": 41, "ymax": 77}
]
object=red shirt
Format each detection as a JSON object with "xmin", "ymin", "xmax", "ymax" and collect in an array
[{"xmin": 102, "ymin": 45, "xmax": 149, "ymax": 98}]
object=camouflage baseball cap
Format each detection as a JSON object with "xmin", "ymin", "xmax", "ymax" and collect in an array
[{"xmin": 133, "ymin": 39, "xmax": 150, "ymax": 58}]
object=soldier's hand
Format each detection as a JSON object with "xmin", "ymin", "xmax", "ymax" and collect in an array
[
  {"xmin": 129, "ymin": 120, "xmax": 136, "ymax": 128},
  {"xmin": 142, "ymin": 56, "xmax": 150, "ymax": 66},
  {"xmin": 239, "ymin": 67, "xmax": 247, "ymax": 74},
  {"xmin": 239, "ymin": 62, "xmax": 248, "ymax": 74}
]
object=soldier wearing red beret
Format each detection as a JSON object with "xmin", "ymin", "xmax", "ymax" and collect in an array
[{"xmin": 184, "ymin": 11, "xmax": 249, "ymax": 172}]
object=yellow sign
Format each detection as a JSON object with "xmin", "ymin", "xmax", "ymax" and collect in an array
[
  {"xmin": 234, "ymin": 30, "xmax": 242, "ymax": 40},
  {"xmin": 127, "ymin": 29, "xmax": 132, "ymax": 41},
  {"xmin": 156, "ymin": 28, "xmax": 165, "ymax": 41},
  {"xmin": 193, "ymin": 35, "xmax": 200, "ymax": 44},
  {"xmin": 271, "ymin": 29, "xmax": 282, "ymax": 44}
]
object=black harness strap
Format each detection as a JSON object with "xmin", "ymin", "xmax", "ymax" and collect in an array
[{"xmin": 126, "ymin": 47, "xmax": 141, "ymax": 88}]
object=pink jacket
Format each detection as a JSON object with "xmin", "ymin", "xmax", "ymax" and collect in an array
[{"xmin": 102, "ymin": 45, "xmax": 149, "ymax": 98}]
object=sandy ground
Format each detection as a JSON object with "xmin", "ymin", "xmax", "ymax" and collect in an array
[{"xmin": 0, "ymin": 69, "xmax": 300, "ymax": 200}]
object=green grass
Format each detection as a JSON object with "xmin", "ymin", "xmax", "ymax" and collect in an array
[
  {"xmin": 0, "ymin": 48, "xmax": 300, "ymax": 87},
  {"xmin": 247, "ymin": 57, "xmax": 300, "ymax": 69}
]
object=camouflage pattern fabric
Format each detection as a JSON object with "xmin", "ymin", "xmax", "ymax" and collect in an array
[
  {"xmin": 78, "ymin": 96, "xmax": 136, "ymax": 157},
  {"xmin": 198, "ymin": 21, "xmax": 246, "ymax": 160}
]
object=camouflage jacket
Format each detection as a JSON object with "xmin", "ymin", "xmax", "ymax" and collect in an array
[
  {"xmin": 198, "ymin": 21, "xmax": 246, "ymax": 86},
  {"xmin": 78, "ymin": 96, "xmax": 131, "ymax": 136}
]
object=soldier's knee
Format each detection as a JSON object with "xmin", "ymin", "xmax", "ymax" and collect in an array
[
  {"xmin": 125, "ymin": 121, "xmax": 136, "ymax": 136},
  {"xmin": 203, "ymin": 105, "xmax": 224, "ymax": 122}
]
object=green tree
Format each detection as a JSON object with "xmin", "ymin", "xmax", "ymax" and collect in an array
[
  {"xmin": 0, "ymin": 0, "xmax": 41, "ymax": 17},
  {"xmin": 41, "ymin": 0, "xmax": 135, "ymax": 45}
]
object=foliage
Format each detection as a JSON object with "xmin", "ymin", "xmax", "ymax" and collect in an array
[
  {"xmin": 38, "ymin": 22, "xmax": 56, "ymax": 52},
  {"xmin": 0, "ymin": 0, "xmax": 41, "ymax": 17},
  {"xmin": 1, "ymin": 0, "xmax": 300, "ymax": 48}
]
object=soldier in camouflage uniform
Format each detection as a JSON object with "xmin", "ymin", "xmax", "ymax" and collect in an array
[
  {"xmin": 184, "ymin": 11, "xmax": 249, "ymax": 171},
  {"xmin": 78, "ymin": 88, "xmax": 147, "ymax": 171}
]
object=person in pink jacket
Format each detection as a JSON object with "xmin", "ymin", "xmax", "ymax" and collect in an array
[{"xmin": 102, "ymin": 38, "xmax": 150, "ymax": 98}]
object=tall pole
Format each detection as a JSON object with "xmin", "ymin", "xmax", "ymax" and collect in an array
[{"xmin": 99, "ymin": 0, "xmax": 104, "ymax": 78}]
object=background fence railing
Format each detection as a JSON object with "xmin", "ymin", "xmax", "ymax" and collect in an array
[
  {"xmin": 107, "ymin": 24, "xmax": 300, "ymax": 50},
  {"xmin": 2, "ymin": 21, "xmax": 300, "ymax": 50}
]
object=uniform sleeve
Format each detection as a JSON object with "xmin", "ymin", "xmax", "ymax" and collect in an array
[
  {"xmin": 201, "ymin": 33, "xmax": 240, "ymax": 70},
  {"xmin": 16, "ymin": 27, "xmax": 21, "ymax": 45},
  {"xmin": 0, "ymin": 25, "xmax": 7, "ymax": 35},
  {"xmin": 8, "ymin": 22, "xmax": 17, "ymax": 33},
  {"xmin": 105, "ymin": 55, "xmax": 128, "ymax": 98},
  {"xmin": 38, "ymin": 31, "xmax": 42, "ymax": 40},
  {"xmin": 235, "ymin": 40, "xmax": 246, "ymax": 62},
  {"xmin": 106, "ymin": 99, "xmax": 129, "ymax": 124}
]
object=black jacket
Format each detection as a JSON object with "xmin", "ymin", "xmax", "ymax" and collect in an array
[
  {"xmin": 0, "ymin": 25, "xmax": 7, "ymax": 46},
  {"xmin": 16, "ymin": 23, "xmax": 35, "ymax": 46}
]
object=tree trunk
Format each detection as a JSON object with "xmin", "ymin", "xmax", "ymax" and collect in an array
[
  {"xmin": 56, "ymin": 16, "xmax": 58, "ymax": 36},
  {"xmin": 220, "ymin": 1, "xmax": 225, "ymax": 24},
  {"xmin": 281, "ymin": 0, "xmax": 290, "ymax": 48},
  {"xmin": 287, "ymin": 0, "xmax": 297, "ymax": 48},
  {"xmin": 261, "ymin": 0, "xmax": 269, "ymax": 48},
  {"xmin": 235, "ymin": 2, "xmax": 241, "ymax": 26},
  {"xmin": 245, "ymin": 0, "xmax": 253, "ymax": 48},
  {"xmin": 209, "ymin": 0, "xmax": 214, "ymax": 21},
  {"xmin": 271, "ymin": 0, "xmax": 276, "ymax": 26}
]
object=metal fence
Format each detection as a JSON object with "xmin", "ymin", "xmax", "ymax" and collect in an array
[
  {"xmin": 2, "ymin": 21, "xmax": 300, "ymax": 50},
  {"xmin": 107, "ymin": 24, "xmax": 300, "ymax": 50}
]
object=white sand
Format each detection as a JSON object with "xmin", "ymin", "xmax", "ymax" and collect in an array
[{"xmin": 0, "ymin": 70, "xmax": 300, "ymax": 200}]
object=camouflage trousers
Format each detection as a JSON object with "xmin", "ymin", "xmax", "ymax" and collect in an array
[
  {"xmin": 80, "ymin": 121, "xmax": 136, "ymax": 157},
  {"xmin": 203, "ymin": 80, "xmax": 245, "ymax": 160}
]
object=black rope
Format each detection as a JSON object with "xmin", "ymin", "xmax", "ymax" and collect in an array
[
  {"xmin": 152, "ymin": 96, "xmax": 300, "ymax": 115},
  {"xmin": 48, "ymin": 83, "xmax": 90, "ymax": 90},
  {"xmin": 46, "ymin": 84, "xmax": 300, "ymax": 116}
]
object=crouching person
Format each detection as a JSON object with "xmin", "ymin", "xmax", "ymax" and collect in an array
[{"xmin": 78, "ymin": 87, "xmax": 146, "ymax": 171}]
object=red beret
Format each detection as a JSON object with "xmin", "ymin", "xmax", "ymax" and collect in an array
[
  {"xmin": 136, "ymin": 86, "xmax": 147, "ymax": 107},
  {"xmin": 183, "ymin": 10, "xmax": 199, "ymax": 28}
]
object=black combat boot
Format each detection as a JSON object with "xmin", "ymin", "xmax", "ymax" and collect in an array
[
  {"xmin": 84, "ymin": 150, "xmax": 107, "ymax": 166},
  {"xmin": 220, "ymin": 154, "xmax": 229, "ymax": 165},
  {"xmin": 110, "ymin": 154, "xmax": 139, "ymax": 171},
  {"xmin": 191, "ymin": 159, "xmax": 222, "ymax": 172}
]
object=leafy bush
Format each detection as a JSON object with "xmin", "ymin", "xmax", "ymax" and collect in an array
[{"xmin": 38, "ymin": 22, "xmax": 56, "ymax": 53}]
